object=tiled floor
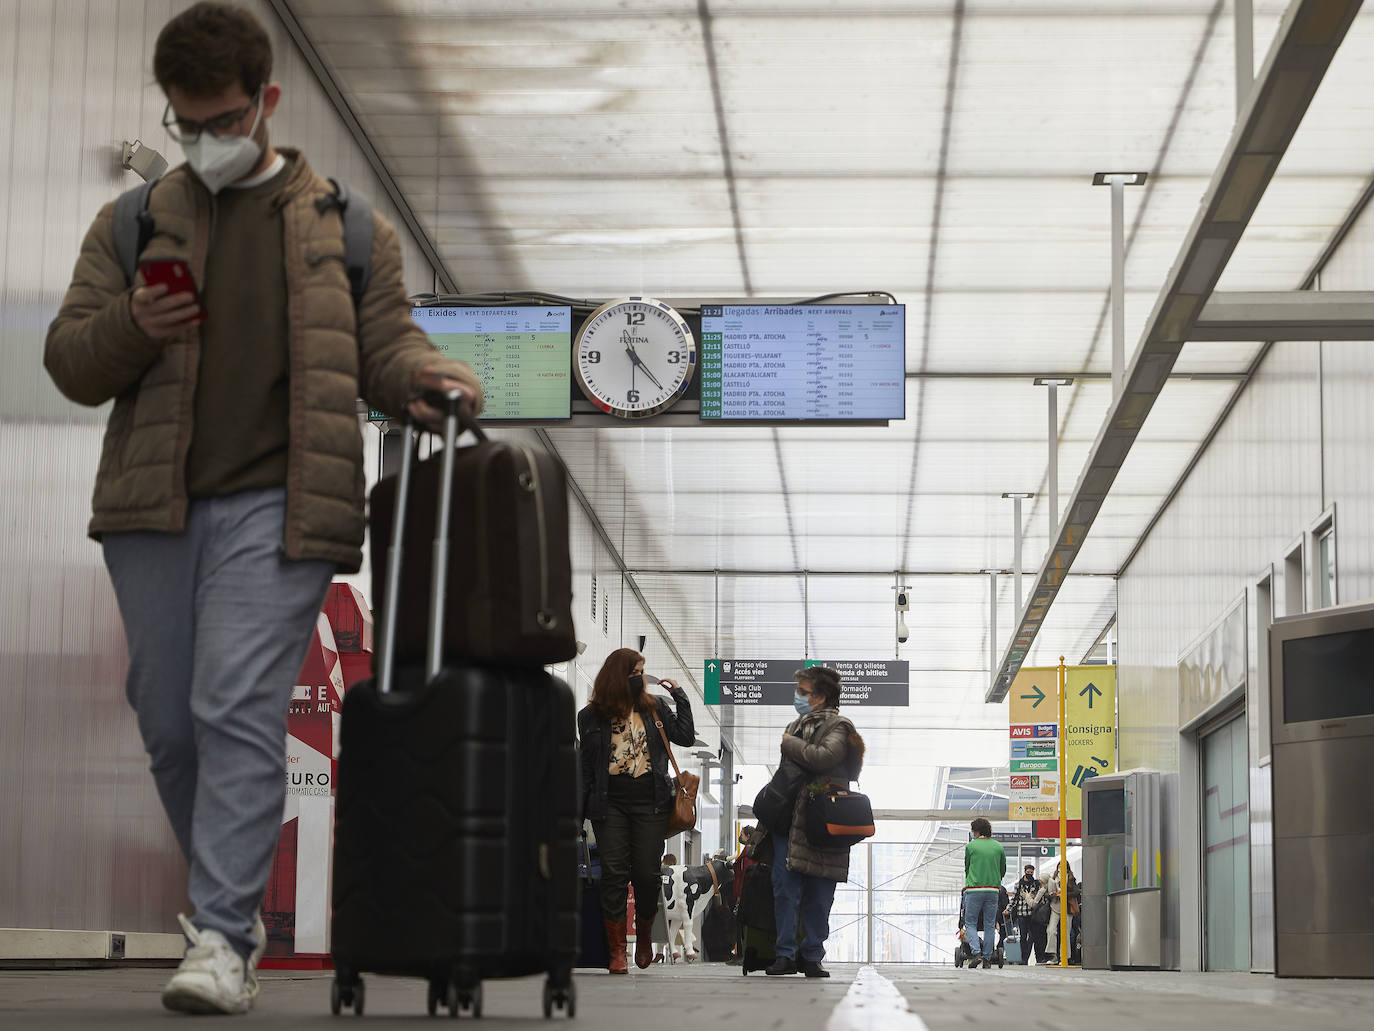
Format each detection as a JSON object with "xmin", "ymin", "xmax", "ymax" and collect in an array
[{"xmin": 1, "ymin": 961, "xmax": 1371, "ymax": 1029}]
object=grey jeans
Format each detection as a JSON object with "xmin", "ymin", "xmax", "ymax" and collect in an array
[{"xmin": 102, "ymin": 488, "xmax": 334, "ymax": 960}]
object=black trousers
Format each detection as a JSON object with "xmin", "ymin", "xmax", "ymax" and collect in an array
[
  {"xmin": 1017, "ymin": 916, "xmax": 1048, "ymax": 963},
  {"xmin": 591, "ymin": 774, "xmax": 668, "ymax": 923}
]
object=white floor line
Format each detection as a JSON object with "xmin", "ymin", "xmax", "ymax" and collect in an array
[{"xmin": 825, "ymin": 964, "xmax": 931, "ymax": 1031}]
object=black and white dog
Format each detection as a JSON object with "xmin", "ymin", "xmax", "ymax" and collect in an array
[{"xmin": 659, "ymin": 858, "xmax": 734, "ymax": 960}]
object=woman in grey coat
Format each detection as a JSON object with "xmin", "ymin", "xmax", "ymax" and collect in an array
[{"xmin": 766, "ymin": 666, "xmax": 865, "ymax": 978}]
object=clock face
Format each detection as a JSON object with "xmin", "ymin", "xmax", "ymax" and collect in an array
[{"xmin": 573, "ymin": 297, "xmax": 696, "ymax": 419}]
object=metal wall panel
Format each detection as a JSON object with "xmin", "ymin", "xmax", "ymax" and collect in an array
[
  {"xmin": 1117, "ymin": 187, "xmax": 1374, "ymax": 970},
  {"xmin": 1118, "ymin": 341, "xmax": 1325, "ymax": 971},
  {"xmin": 0, "ymin": 0, "xmax": 444, "ymax": 934}
]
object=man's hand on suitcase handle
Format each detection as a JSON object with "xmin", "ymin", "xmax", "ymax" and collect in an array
[{"xmin": 408, "ymin": 365, "xmax": 480, "ymax": 432}]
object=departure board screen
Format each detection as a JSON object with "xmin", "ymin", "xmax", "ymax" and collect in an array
[
  {"xmin": 698, "ymin": 304, "xmax": 905, "ymax": 420},
  {"xmin": 410, "ymin": 306, "xmax": 573, "ymax": 420}
]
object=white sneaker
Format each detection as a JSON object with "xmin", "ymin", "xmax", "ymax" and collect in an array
[
  {"xmin": 246, "ymin": 914, "xmax": 267, "ymax": 1001},
  {"xmin": 162, "ymin": 914, "xmax": 254, "ymax": 1015}
]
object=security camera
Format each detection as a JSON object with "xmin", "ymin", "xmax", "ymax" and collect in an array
[
  {"xmin": 897, "ymin": 620, "xmax": 910, "ymax": 645},
  {"xmin": 896, "ymin": 591, "xmax": 909, "ymax": 610},
  {"xmin": 121, "ymin": 139, "xmax": 167, "ymax": 183}
]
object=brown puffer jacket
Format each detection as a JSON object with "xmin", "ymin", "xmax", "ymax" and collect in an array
[
  {"xmin": 780, "ymin": 708, "xmax": 866, "ymax": 882},
  {"xmin": 43, "ymin": 149, "xmax": 480, "ymax": 572}
]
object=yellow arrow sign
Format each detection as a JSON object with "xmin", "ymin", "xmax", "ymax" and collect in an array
[
  {"xmin": 1063, "ymin": 666, "xmax": 1116, "ymax": 820},
  {"xmin": 1008, "ymin": 666, "xmax": 1059, "ymax": 726}
]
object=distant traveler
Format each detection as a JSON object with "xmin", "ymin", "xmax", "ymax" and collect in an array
[
  {"xmin": 766, "ymin": 666, "xmax": 866, "ymax": 979},
  {"xmin": 962, "ymin": 818, "xmax": 1006, "ymax": 969},
  {"xmin": 42, "ymin": 1, "xmax": 480, "ymax": 1016},
  {"xmin": 577, "ymin": 649, "xmax": 694, "ymax": 974},
  {"xmin": 1046, "ymin": 863, "xmax": 1079, "ymax": 965},
  {"xmin": 1008, "ymin": 864, "xmax": 1048, "ymax": 964}
]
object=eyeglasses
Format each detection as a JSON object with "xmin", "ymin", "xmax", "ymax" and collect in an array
[{"xmin": 162, "ymin": 92, "xmax": 260, "ymax": 144}]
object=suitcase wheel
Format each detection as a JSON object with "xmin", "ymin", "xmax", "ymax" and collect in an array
[
  {"xmin": 447, "ymin": 982, "xmax": 482, "ymax": 1019},
  {"xmin": 542, "ymin": 977, "xmax": 575, "ymax": 1019},
  {"xmin": 330, "ymin": 975, "xmax": 365, "ymax": 1016}
]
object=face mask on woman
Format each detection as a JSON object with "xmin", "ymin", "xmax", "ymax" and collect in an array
[
  {"xmin": 629, "ymin": 673, "xmax": 645, "ymax": 697},
  {"xmin": 792, "ymin": 691, "xmax": 811, "ymax": 715}
]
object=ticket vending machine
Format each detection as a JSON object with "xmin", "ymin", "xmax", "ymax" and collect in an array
[
  {"xmin": 1081, "ymin": 770, "xmax": 1162, "ymax": 969},
  {"xmin": 1270, "ymin": 601, "xmax": 1374, "ymax": 978}
]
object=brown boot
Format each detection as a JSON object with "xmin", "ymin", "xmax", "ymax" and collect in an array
[
  {"xmin": 604, "ymin": 918, "xmax": 628, "ymax": 974},
  {"xmin": 634, "ymin": 914, "xmax": 655, "ymax": 969}
]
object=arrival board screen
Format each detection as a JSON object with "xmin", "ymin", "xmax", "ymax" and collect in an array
[
  {"xmin": 698, "ymin": 304, "xmax": 905, "ymax": 420},
  {"xmin": 410, "ymin": 306, "xmax": 573, "ymax": 419}
]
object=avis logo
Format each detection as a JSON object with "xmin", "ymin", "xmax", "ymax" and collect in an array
[{"xmin": 1010, "ymin": 725, "xmax": 1033, "ymax": 739}]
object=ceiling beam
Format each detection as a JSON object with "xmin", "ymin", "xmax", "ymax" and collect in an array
[
  {"xmin": 987, "ymin": 0, "xmax": 1364, "ymax": 703},
  {"xmin": 1193, "ymin": 291, "xmax": 1374, "ymax": 340}
]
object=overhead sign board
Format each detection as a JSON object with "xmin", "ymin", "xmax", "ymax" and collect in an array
[
  {"xmin": 411, "ymin": 305, "xmax": 573, "ymax": 419},
  {"xmin": 698, "ymin": 305, "xmax": 905, "ymax": 421},
  {"xmin": 1008, "ymin": 667, "xmax": 1061, "ymax": 820},
  {"xmin": 1005, "ymin": 665, "xmax": 1117, "ymax": 821},
  {"xmin": 1064, "ymin": 666, "xmax": 1117, "ymax": 819},
  {"xmin": 703, "ymin": 658, "xmax": 909, "ymax": 706}
]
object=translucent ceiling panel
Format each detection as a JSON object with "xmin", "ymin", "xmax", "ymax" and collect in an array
[
  {"xmin": 1173, "ymin": 341, "xmax": 1264, "ymax": 376},
  {"xmin": 632, "ymin": 570, "xmax": 718, "ymax": 680},
  {"xmin": 709, "ymin": 9, "xmax": 953, "ymax": 178},
  {"xmin": 713, "ymin": 574, "xmax": 808, "ymax": 660},
  {"xmin": 950, "ymin": 7, "xmax": 1213, "ymax": 178},
  {"xmin": 921, "ymin": 291, "xmax": 1156, "ymax": 374},
  {"xmin": 1023, "ymin": 574, "xmax": 1117, "ymax": 669}
]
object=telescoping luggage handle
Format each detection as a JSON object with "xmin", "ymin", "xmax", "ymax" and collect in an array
[{"xmin": 375, "ymin": 389, "xmax": 486, "ymax": 694}]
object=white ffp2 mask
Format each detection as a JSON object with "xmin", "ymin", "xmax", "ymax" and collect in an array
[{"xmin": 180, "ymin": 96, "xmax": 264, "ymax": 194}]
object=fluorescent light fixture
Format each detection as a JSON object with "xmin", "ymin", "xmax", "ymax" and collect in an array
[
  {"xmin": 1001, "ymin": 492, "xmax": 1034, "ymax": 500},
  {"xmin": 1092, "ymin": 172, "xmax": 1148, "ymax": 186},
  {"xmin": 1032, "ymin": 377, "xmax": 1074, "ymax": 387}
]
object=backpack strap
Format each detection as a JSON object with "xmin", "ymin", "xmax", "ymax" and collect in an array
[
  {"xmin": 112, "ymin": 179, "xmax": 157, "ymax": 287},
  {"xmin": 317, "ymin": 178, "xmax": 373, "ymax": 310}
]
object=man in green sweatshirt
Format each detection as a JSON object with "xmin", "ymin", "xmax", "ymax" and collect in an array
[{"xmin": 963, "ymin": 817, "xmax": 1007, "ymax": 969}]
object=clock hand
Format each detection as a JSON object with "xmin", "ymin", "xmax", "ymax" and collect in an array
[{"xmin": 624, "ymin": 343, "xmax": 665, "ymax": 391}]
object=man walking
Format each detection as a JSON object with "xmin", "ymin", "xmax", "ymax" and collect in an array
[
  {"xmin": 962, "ymin": 817, "xmax": 1006, "ymax": 970},
  {"xmin": 1008, "ymin": 863, "xmax": 1047, "ymax": 965},
  {"xmin": 44, "ymin": 2, "xmax": 479, "ymax": 1015}
]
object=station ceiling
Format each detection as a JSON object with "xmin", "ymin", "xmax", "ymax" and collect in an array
[{"xmin": 283, "ymin": 0, "xmax": 1374, "ymax": 773}]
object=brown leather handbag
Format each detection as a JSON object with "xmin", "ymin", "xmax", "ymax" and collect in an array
[{"xmin": 655, "ymin": 718, "xmax": 699, "ymax": 835}]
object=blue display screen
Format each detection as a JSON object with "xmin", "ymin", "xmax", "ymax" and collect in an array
[{"xmin": 699, "ymin": 304, "xmax": 905, "ymax": 420}]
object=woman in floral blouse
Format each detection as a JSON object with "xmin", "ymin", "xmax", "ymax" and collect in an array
[{"xmin": 577, "ymin": 648, "xmax": 694, "ymax": 973}]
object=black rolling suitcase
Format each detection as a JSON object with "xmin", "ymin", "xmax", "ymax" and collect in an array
[
  {"xmin": 577, "ymin": 836, "xmax": 609, "ymax": 970},
  {"xmin": 330, "ymin": 393, "xmax": 580, "ymax": 1019}
]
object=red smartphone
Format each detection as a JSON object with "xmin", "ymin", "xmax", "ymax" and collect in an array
[{"xmin": 138, "ymin": 258, "xmax": 206, "ymax": 323}]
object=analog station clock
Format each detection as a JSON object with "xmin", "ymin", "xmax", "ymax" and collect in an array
[{"xmin": 573, "ymin": 297, "xmax": 696, "ymax": 419}]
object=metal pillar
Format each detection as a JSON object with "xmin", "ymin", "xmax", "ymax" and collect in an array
[
  {"xmin": 1003, "ymin": 492, "xmax": 1032, "ymax": 614},
  {"xmin": 1013, "ymin": 496, "xmax": 1024, "ymax": 612},
  {"xmin": 1235, "ymin": 0, "xmax": 1254, "ymax": 117},
  {"xmin": 1047, "ymin": 382, "xmax": 1059, "ymax": 538},
  {"xmin": 719, "ymin": 744, "xmax": 734, "ymax": 854},
  {"xmin": 866, "ymin": 844, "xmax": 875, "ymax": 964},
  {"xmin": 988, "ymin": 571, "xmax": 998, "ymax": 686},
  {"xmin": 1091, "ymin": 173, "xmax": 1145, "ymax": 401},
  {"xmin": 1111, "ymin": 180, "xmax": 1125, "ymax": 399}
]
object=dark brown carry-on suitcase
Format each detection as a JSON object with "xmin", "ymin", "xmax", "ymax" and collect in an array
[
  {"xmin": 331, "ymin": 393, "xmax": 580, "ymax": 1019},
  {"xmin": 369, "ymin": 405, "xmax": 575, "ymax": 667}
]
